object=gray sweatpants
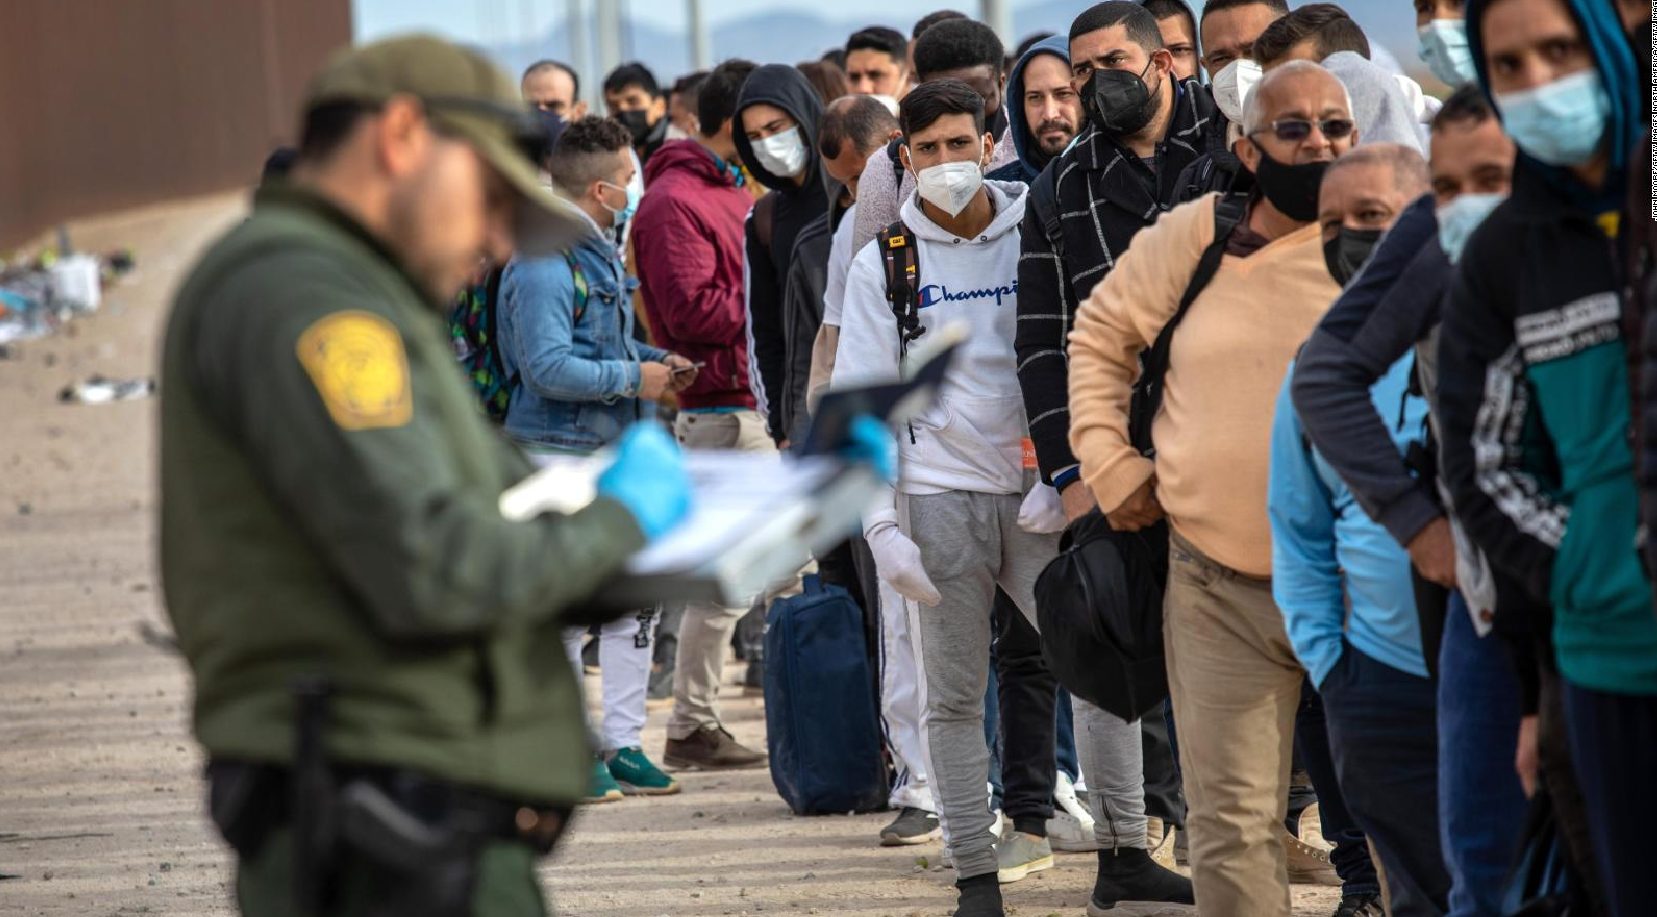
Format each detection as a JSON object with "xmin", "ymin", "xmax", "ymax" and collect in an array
[{"xmin": 903, "ymin": 487, "xmax": 1147, "ymax": 881}]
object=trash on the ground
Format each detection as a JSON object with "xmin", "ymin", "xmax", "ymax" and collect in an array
[
  {"xmin": 0, "ymin": 231, "xmax": 136, "ymax": 345},
  {"xmin": 59, "ymin": 375, "xmax": 155, "ymax": 405},
  {"xmin": 48, "ymin": 254, "xmax": 102, "ymax": 312}
]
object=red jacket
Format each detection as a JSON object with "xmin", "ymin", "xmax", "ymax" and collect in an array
[{"xmin": 634, "ymin": 140, "xmax": 755, "ymax": 410}]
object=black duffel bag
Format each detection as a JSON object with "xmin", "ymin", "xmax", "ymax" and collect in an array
[
  {"xmin": 1034, "ymin": 510, "xmax": 1169, "ymax": 722},
  {"xmin": 1032, "ymin": 193, "xmax": 1249, "ymax": 723}
]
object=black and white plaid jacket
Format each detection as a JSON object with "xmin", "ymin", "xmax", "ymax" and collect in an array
[{"xmin": 1014, "ymin": 79, "xmax": 1228, "ymax": 485}]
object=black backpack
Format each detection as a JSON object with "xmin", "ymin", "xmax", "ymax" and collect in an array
[{"xmin": 1034, "ymin": 192, "xmax": 1248, "ymax": 721}]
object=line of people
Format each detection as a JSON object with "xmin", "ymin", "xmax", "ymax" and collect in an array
[{"xmin": 464, "ymin": 2, "xmax": 1655, "ymax": 916}]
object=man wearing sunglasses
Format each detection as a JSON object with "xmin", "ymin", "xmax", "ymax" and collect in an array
[
  {"xmin": 159, "ymin": 36, "xmax": 695, "ymax": 916},
  {"xmin": 1067, "ymin": 60, "xmax": 1356, "ymax": 916}
]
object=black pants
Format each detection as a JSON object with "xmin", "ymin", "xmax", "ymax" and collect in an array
[
  {"xmin": 993, "ymin": 595, "xmax": 1057, "ymax": 836},
  {"xmin": 1319, "ymin": 644, "xmax": 1451, "ymax": 916},
  {"xmin": 1140, "ymin": 702, "xmax": 1184, "ymax": 829},
  {"xmin": 1536, "ymin": 664, "xmax": 1607, "ymax": 915},
  {"xmin": 1563, "ymin": 679, "xmax": 1657, "ymax": 917},
  {"xmin": 1296, "ymin": 678, "xmax": 1380, "ymax": 897}
]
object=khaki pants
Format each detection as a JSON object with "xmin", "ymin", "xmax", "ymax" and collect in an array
[
  {"xmin": 666, "ymin": 410, "xmax": 805, "ymax": 739},
  {"xmin": 1164, "ymin": 531, "xmax": 1303, "ymax": 917}
]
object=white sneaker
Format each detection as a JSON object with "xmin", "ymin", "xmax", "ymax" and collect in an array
[{"xmin": 1050, "ymin": 772, "xmax": 1100, "ymax": 852}]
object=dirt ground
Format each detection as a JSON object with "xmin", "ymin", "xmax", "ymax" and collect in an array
[{"xmin": 0, "ymin": 194, "xmax": 1343, "ymax": 916}]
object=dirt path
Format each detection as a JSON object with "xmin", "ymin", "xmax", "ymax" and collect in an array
[{"xmin": 0, "ymin": 194, "xmax": 1341, "ymax": 917}]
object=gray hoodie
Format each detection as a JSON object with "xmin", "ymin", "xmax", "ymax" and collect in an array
[{"xmin": 1322, "ymin": 51, "xmax": 1425, "ymax": 152}]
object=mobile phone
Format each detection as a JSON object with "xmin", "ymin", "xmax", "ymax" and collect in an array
[{"xmin": 671, "ymin": 361, "xmax": 707, "ymax": 376}]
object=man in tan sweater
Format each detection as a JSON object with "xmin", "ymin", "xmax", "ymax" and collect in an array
[{"xmin": 1067, "ymin": 61, "xmax": 1355, "ymax": 916}]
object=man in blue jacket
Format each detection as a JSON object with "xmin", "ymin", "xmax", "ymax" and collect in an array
[
  {"xmin": 498, "ymin": 116, "xmax": 698, "ymax": 801},
  {"xmin": 1272, "ymin": 142, "xmax": 1439, "ymax": 917}
]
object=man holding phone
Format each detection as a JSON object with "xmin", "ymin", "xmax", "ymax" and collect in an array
[{"xmin": 497, "ymin": 115, "xmax": 695, "ymax": 801}]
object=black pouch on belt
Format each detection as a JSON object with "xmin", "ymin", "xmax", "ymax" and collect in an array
[{"xmin": 336, "ymin": 779, "xmax": 482, "ymax": 917}]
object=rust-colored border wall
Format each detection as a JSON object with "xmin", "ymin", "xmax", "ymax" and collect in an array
[{"xmin": 0, "ymin": 0, "xmax": 351, "ymax": 249}]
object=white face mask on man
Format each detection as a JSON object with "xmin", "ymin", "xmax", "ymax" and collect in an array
[
  {"xmin": 751, "ymin": 126, "xmax": 807, "ymax": 177},
  {"xmin": 914, "ymin": 161, "xmax": 984, "ymax": 217}
]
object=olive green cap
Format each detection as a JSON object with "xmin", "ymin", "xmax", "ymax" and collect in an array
[{"xmin": 304, "ymin": 34, "xmax": 581, "ymax": 257}]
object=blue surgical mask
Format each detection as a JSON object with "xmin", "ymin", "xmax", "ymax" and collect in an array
[
  {"xmin": 599, "ymin": 179, "xmax": 641, "ymax": 224},
  {"xmin": 1494, "ymin": 70, "xmax": 1611, "ymax": 167},
  {"xmin": 1417, "ymin": 19, "xmax": 1475, "ymax": 87},
  {"xmin": 1436, "ymin": 192, "xmax": 1505, "ymax": 263}
]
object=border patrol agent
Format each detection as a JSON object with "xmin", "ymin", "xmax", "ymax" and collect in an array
[{"xmin": 160, "ymin": 36, "xmax": 691, "ymax": 917}]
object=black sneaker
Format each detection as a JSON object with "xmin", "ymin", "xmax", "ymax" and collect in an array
[
  {"xmin": 953, "ymin": 874, "xmax": 1004, "ymax": 917},
  {"xmin": 1332, "ymin": 893, "xmax": 1384, "ymax": 917},
  {"xmin": 1087, "ymin": 847, "xmax": 1195, "ymax": 915},
  {"xmin": 879, "ymin": 806, "xmax": 942, "ymax": 846}
]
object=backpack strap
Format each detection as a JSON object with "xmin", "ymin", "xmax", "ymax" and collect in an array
[
  {"xmin": 481, "ymin": 264, "xmax": 510, "ymax": 378},
  {"xmin": 876, "ymin": 219, "xmax": 924, "ymax": 358},
  {"xmin": 886, "ymin": 139, "xmax": 905, "ymax": 197},
  {"xmin": 563, "ymin": 250, "xmax": 588, "ymax": 324},
  {"xmin": 752, "ymin": 193, "xmax": 778, "ymax": 255},
  {"xmin": 1029, "ymin": 166, "xmax": 1064, "ymax": 261},
  {"xmin": 1129, "ymin": 192, "xmax": 1250, "ymax": 452}
]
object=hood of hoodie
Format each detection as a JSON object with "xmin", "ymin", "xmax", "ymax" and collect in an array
[
  {"xmin": 644, "ymin": 137, "xmax": 740, "ymax": 189},
  {"xmin": 733, "ymin": 64, "xmax": 826, "ymax": 196},
  {"xmin": 1321, "ymin": 51, "xmax": 1426, "ymax": 153},
  {"xmin": 1004, "ymin": 36, "xmax": 1073, "ymax": 175}
]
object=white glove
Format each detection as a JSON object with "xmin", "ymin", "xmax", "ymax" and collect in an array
[
  {"xmin": 1017, "ymin": 483, "xmax": 1068, "ymax": 535},
  {"xmin": 865, "ymin": 521, "xmax": 942, "ymax": 607}
]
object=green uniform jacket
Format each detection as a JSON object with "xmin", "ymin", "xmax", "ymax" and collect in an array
[{"xmin": 160, "ymin": 186, "xmax": 645, "ymax": 805}]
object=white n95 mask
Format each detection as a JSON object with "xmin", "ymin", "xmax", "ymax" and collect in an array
[
  {"xmin": 1210, "ymin": 58, "xmax": 1263, "ymax": 126},
  {"xmin": 752, "ymin": 126, "xmax": 807, "ymax": 178},
  {"xmin": 915, "ymin": 161, "xmax": 984, "ymax": 217}
]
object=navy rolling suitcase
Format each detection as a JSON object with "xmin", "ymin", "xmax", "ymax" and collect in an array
[{"xmin": 763, "ymin": 575, "xmax": 889, "ymax": 815}]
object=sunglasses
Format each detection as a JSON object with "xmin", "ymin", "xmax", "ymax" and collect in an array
[
  {"xmin": 423, "ymin": 95, "xmax": 552, "ymax": 164},
  {"xmin": 1249, "ymin": 117, "xmax": 1355, "ymax": 143}
]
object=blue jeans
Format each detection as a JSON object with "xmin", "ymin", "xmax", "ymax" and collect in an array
[
  {"xmin": 1321, "ymin": 644, "xmax": 1452, "ymax": 916},
  {"xmin": 1438, "ymin": 595, "xmax": 1526, "ymax": 917},
  {"xmin": 1056, "ymin": 690, "xmax": 1079, "ymax": 780}
]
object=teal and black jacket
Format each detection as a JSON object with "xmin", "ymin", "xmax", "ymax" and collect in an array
[{"xmin": 1436, "ymin": 164, "xmax": 1657, "ymax": 696}]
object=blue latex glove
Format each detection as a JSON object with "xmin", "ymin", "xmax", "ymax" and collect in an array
[
  {"xmin": 597, "ymin": 424, "xmax": 692, "ymax": 540},
  {"xmin": 842, "ymin": 414, "xmax": 897, "ymax": 483}
]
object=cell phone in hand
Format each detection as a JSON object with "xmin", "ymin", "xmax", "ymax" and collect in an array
[{"xmin": 671, "ymin": 361, "xmax": 706, "ymax": 376}]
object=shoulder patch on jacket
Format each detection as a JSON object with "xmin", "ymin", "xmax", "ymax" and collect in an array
[{"xmin": 295, "ymin": 310, "xmax": 413, "ymax": 431}]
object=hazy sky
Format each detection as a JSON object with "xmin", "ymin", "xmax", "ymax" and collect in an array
[{"xmin": 355, "ymin": 0, "xmax": 1030, "ymax": 44}]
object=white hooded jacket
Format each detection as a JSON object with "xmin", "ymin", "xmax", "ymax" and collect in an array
[{"xmin": 832, "ymin": 178, "xmax": 1030, "ymax": 529}]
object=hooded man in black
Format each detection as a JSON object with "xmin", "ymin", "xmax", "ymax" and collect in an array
[{"xmin": 733, "ymin": 64, "xmax": 828, "ymax": 444}]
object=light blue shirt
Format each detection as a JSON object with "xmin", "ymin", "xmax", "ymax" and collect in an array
[{"xmin": 1269, "ymin": 355, "xmax": 1430, "ymax": 688}]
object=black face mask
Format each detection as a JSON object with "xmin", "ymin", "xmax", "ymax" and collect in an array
[
  {"xmin": 1250, "ymin": 144, "xmax": 1329, "ymax": 223},
  {"xmin": 987, "ymin": 105, "xmax": 1009, "ymax": 142},
  {"xmin": 1085, "ymin": 60, "xmax": 1161, "ymax": 137},
  {"xmin": 1323, "ymin": 226, "xmax": 1385, "ymax": 286},
  {"xmin": 615, "ymin": 109, "xmax": 656, "ymax": 145}
]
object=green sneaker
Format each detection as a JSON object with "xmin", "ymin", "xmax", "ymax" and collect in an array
[
  {"xmin": 584, "ymin": 757, "xmax": 624, "ymax": 804},
  {"xmin": 607, "ymin": 746, "xmax": 681, "ymax": 796}
]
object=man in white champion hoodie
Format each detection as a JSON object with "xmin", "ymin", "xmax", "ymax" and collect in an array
[{"xmin": 833, "ymin": 80, "xmax": 1193, "ymax": 917}]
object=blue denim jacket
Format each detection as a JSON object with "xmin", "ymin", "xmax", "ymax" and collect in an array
[{"xmin": 498, "ymin": 224, "xmax": 668, "ymax": 452}]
